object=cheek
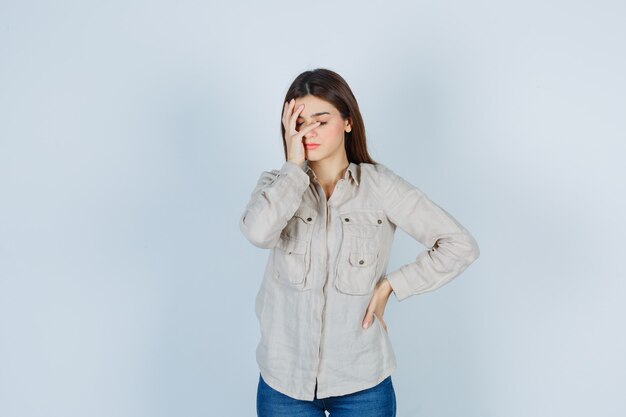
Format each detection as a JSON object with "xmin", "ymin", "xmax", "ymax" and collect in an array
[{"xmin": 326, "ymin": 123, "xmax": 344, "ymax": 138}]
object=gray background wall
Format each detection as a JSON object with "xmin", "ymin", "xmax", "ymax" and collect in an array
[{"xmin": 1, "ymin": 1, "xmax": 624, "ymax": 416}]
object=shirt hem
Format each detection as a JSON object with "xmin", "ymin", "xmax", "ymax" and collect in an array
[
  {"xmin": 315, "ymin": 362, "xmax": 397, "ymax": 400},
  {"xmin": 258, "ymin": 368, "xmax": 316, "ymax": 401}
]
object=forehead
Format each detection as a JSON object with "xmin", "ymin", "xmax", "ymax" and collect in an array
[{"xmin": 294, "ymin": 96, "xmax": 336, "ymax": 117}]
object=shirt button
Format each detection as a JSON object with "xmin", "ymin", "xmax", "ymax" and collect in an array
[
  {"xmin": 377, "ymin": 219, "xmax": 382, "ymax": 224},
  {"xmin": 307, "ymin": 217, "xmax": 312, "ymax": 222},
  {"xmin": 344, "ymin": 218, "xmax": 350, "ymax": 222},
  {"xmin": 359, "ymin": 259, "xmax": 365, "ymax": 265}
]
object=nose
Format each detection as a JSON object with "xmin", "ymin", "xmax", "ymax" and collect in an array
[{"xmin": 304, "ymin": 123, "xmax": 317, "ymax": 138}]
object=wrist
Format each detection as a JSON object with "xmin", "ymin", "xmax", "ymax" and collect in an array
[
  {"xmin": 287, "ymin": 159, "xmax": 306, "ymax": 170},
  {"xmin": 380, "ymin": 276, "xmax": 394, "ymax": 296}
]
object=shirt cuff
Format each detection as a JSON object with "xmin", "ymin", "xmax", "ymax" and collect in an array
[
  {"xmin": 278, "ymin": 160, "xmax": 310, "ymax": 188},
  {"xmin": 283, "ymin": 160, "xmax": 307, "ymax": 171},
  {"xmin": 385, "ymin": 270, "xmax": 413, "ymax": 302},
  {"xmin": 280, "ymin": 160, "xmax": 309, "ymax": 177}
]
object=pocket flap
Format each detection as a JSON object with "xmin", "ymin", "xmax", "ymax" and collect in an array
[
  {"xmin": 294, "ymin": 206, "xmax": 318, "ymax": 224},
  {"xmin": 339, "ymin": 210, "xmax": 384, "ymax": 226},
  {"xmin": 348, "ymin": 251, "xmax": 377, "ymax": 267}
]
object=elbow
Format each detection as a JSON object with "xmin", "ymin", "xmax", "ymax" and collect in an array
[
  {"xmin": 441, "ymin": 232, "xmax": 479, "ymax": 268},
  {"xmin": 245, "ymin": 233, "xmax": 278, "ymax": 250},
  {"xmin": 239, "ymin": 213, "xmax": 278, "ymax": 249},
  {"xmin": 463, "ymin": 232, "xmax": 480, "ymax": 265},
  {"xmin": 431, "ymin": 232, "xmax": 480, "ymax": 274}
]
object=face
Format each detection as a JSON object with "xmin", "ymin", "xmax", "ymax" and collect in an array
[{"xmin": 293, "ymin": 95, "xmax": 351, "ymax": 163}]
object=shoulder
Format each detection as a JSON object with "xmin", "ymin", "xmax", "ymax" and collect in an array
[
  {"xmin": 359, "ymin": 162, "xmax": 424, "ymax": 204},
  {"xmin": 358, "ymin": 161, "xmax": 406, "ymax": 187}
]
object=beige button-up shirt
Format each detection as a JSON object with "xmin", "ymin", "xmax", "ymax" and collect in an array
[{"xmin": 239, "ymin": 159, "xmax": 480, "ymax": 401}]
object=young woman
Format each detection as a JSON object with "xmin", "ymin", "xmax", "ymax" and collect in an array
[{"xmin": 239, "ymin": 68, "xmax": 480, "ymax": 417}]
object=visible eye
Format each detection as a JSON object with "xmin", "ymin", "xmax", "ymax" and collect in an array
[{"xmin": 296, "ymin": 121, "xmax": 327, "ymax": 127}]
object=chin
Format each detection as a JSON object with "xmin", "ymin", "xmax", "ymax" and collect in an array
[{"xmin": 305, "ymin": 154, "xmax": 324, "ymax": 162}]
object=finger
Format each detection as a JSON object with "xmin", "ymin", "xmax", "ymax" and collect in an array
[
  {"xmin": 381, "ymin": 319, "xmax": 388, "ymax": 333},
  {"xmin": 293, "ymin": 121, "xmax": 321, "ymax": 139},
  {"xmin": 289, "ymin": 102, "xmax": 306, "ymax": 133},
  {"xmin": 282, "ymin": 99, "xmax": 295, "ymax": 129},
  {"xmin": 362, "ymin": 308, "xmax": 375, "ymax": 329},
  {"xmin": 374, "ymin": 312, "xmax": 388, "ymax": 333}
]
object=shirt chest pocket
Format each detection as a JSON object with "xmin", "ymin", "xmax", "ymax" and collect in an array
[
  {"xmin": 335, "ymin": 210, "xmax": 385, "ymax": 295},
  {"xmin": 273, "ymin": 206, "xmax": 318, "ymax": 289}
]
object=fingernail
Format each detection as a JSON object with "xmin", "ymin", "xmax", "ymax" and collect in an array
[{"xmin": 363, "ymin": 321, "xmax": 369, "ymax": 329}]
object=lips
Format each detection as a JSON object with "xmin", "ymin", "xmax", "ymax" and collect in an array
[{"xmin": 304, "ymin": 143, "xmax": 320, "ymax": 149}]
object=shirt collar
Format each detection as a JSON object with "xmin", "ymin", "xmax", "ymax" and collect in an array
[{"xmin": 303, "ymin": 160, "xmax": 360, "ymax": 186}]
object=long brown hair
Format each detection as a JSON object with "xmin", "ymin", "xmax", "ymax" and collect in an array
[{"xmin": 280, "ymin": 68, "xmax": 378, "ymax": 165}]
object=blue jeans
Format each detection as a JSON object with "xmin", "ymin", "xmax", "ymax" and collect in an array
[{"xmin": 257, "ymin": 373, "xmax": 397, "ymax": 417}]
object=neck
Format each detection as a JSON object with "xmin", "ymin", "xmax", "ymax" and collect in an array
[{"xmin": 308, "ymin": 156, "xmax": 349, "ymax": 187}]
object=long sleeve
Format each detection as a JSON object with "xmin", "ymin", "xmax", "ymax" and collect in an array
[
  {"xmin": 382, "ymin": 168, "xmax": 480, "ymax": 302},
  {"xmin": 239, "ymin": 160, "xmax": 310, "ymax": 249}
]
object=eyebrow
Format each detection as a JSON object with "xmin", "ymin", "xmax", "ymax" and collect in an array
[{"xmin": 297, "ymin": 112, "xmax": 331, "ymax": 119}]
